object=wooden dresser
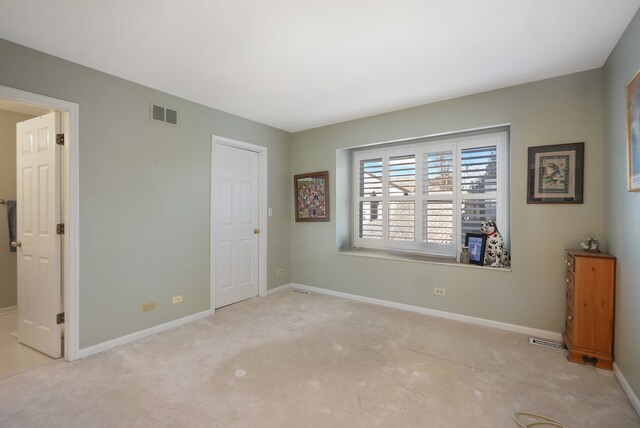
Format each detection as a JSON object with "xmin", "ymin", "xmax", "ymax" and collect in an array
[{"xmin": 563, "ymin": 250, "xmax": 615, "ymax": 370}]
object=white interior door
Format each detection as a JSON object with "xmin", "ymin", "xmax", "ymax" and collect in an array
[
  {"xmin": 16, "ymin": 112, "xmax": 62, "ymax": 358},
  {"xmin": 214, "ymin": 144, "xmax": 260, "ymax": 308}
]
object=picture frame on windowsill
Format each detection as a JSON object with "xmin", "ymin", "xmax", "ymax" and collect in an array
[{"xmin": 465, "ymin": 233, "xmax": 487, "ymax": 266}]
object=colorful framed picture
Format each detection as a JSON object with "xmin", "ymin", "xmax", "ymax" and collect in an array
[
  {"xmin": 527, "ymin": 142, "xmax": 584, "ymax": 204},
  {"xmin": 465, "ymin": 233, "xmax": 487, "ymax": 266},
  {"xmin": 294, "ymin": 171, "xmax": 329, "ymax": 222},
  {"xmin": 627, "ymin": 67, "xmax": 640, "ymax": 192}
]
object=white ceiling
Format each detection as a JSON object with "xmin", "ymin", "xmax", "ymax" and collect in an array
[{"xmin": 0, "ymin": 1, "xmax": 638, "ymax": 132}]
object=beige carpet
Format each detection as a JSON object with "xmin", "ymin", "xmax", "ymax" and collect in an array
[{"xmin": 0, "ymin": 290, "xmax": 638, "ymax": 427}]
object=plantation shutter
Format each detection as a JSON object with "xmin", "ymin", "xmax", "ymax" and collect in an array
[
  {"xmin": 358, "ymin": 158, "xmax": 383, "ymax": 240},
  {"xmin": 388, "ymin": 154, "xmax": 416, "ymax": 242},
  {"xmin": 422, "ymin": 149, "xmax": 455, "ymax": 255},
  {"xmin": 460, "ymin": 145, "xmax": 497, "ymax": 244}
]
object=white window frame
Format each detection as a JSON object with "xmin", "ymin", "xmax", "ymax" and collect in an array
[{"xmin": 352, "ymin": 130, "xmax": 509, "ymax": 259}]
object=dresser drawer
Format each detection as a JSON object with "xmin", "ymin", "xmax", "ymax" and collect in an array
[
  {"xmin": 566, "ymin": 289, "xmax": 574, "ymax": 340},
  {"xmin": 566, "ymin": 271, "xmax": 575, "ymax": 295},
  {"xmin": 565, "ymin": 254, "xmax": 576, "ymax": 273}
]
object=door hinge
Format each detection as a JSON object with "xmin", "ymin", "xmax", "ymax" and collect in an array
[
  {"xmin": 56, "ymin": 312, "xmax": 65, "ymax": 324},
  {"xmin": 56, "ymin": 223, "xmax": 65, "ymax": 235},
  {"xmin": 56, "ymin": 133, "xmax": 65, "ymax": 145}
]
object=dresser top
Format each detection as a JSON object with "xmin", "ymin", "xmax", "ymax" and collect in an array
[{"xmin": 566, "ymin": 249, "xmax": 616, "ymax": 259}]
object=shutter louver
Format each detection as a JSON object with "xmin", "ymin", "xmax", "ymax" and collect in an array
[
  {"xmin": 424, "ymin": 152, "xmax": 454, "ymax": 194},
  {"xmin": 360, "ymin": 158, "xmax": 383, "ymax": 197},
  {"xmin": 389, "ymin": 155, "xmax": 415, "ymax": 196},
  {"xmin": 423, "ymin": 201, "xmax": 454, "ymax": 244},
  {"xmin": 359, "ymin": 201, "xmax": 383, "ymax": 239},
  {"xmin": 461, "ymin": 199, "xmax": 497, "ymax": 244},
  {"xmin": 461, "ymin": 146, "xmax": 497, "ymax": 194},
  {"xmin": 388, "ymin": 201, "xmax": 414, "ymax": 241}
]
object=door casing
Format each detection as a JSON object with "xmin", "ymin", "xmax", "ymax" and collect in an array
[
  {"xmin": 210, "ymin": 135, "xmax": 268, "ymax": 311},
  {"xmin": 0, "ymin": 84, "xmax": 80, "ymax": 362}
]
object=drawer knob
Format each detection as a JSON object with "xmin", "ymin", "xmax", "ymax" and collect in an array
[
  {"xmin": 566, "ymin": 279, "xmax": 569, "ymax": 283},
  {"xmin": 568, "ymin": 316, "xmax": 573, "ymax": 320}
]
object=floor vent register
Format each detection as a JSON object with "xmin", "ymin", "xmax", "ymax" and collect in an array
[{"xmin": 529, "ymin": 337, "xmax": 566, "ymax": 351}]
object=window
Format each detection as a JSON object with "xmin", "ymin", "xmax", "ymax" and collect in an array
[{"xmin": 353, "ymin": 131, "xmax": 508, "ymax": 258}]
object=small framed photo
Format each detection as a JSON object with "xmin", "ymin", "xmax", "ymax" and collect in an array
[
  {"xmin": 627, "ymin": 67, "xmax": 640, "ymax": 192},
  {"xmin": 527, "ymin": 142, "xmax": 584, "ymax": 204},
  {"xmin": 294, "ymin": 171, "xmax": 329, "ymax": 222},
  {"xmin": 465, "ymin": 233, "xmax": 487, "ymax": 266}
]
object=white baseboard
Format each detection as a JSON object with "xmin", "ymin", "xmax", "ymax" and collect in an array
[
  {"xmin": 280, "ymin": 283, "xmax": 562, "ymax": 342},
  {"xmin": 614, "ymin": 362, "xmax": 640, "ymax": 416},
  {"xmin": 0, "ymin": 305, "xmax": 17, "ymax": 316},
  {"xmin": 267, "ymin": 283, "xmax": 293, "ymax": 296},
  {"xmin": 77, "ymin": 309, "xmax": 214, "ymax": 360}
]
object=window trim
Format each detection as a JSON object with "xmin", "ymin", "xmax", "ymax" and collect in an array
[{"xmin": 352, "ymin": 130, "xmax": 509, "ymax": 259}]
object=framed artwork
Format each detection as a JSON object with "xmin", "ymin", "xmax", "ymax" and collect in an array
[
  {"xmin": 627, "ymin": 67, "xmax": 640, "ymax": 192},
  {"xmin": 527, "ymin": 142, "xmax": 584, "ymax": 204},
  {"xmin": 294, "ymin": 171, "xmax": 329, "ymax": 222},
  {"xmin": 465, "ymin": 233, "xmax": 487, "ymax": 266}
]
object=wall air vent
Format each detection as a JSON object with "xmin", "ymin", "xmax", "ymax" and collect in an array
[{"xmin": 150, "ymin": 103, "xmax": 178, "ymax": 126}]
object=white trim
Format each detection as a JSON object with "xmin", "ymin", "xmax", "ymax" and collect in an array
[
  {"xmin": 267, "ymin": 284, "xmax": 292, "ymax": 296},
  {"xmin": 614, "ymin": 362, "xmax": 640, "ymax": 416},
  {"xmin": 0, "ymin": 306, "xmax": 18, "ymax": 316},
  {"xmin": 281, "ymin": 282, "xmax": 561, "ymax": 341},
  {"xmin": 77, "ymin": 309, "xmax": 213, "ymax": 359},
  {"xmin": 0, "ymin": 85, "xmax": 80, "ymax": 362},
  {"xmin": 210, "ymin": 135, "xmax": 268, "ymax": 311}
]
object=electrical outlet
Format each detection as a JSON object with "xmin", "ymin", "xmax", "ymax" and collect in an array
[
  {"xmin": 141, "ymin": 301, "xmax": 156, "ymax": 312},
  {"xmin": 433, "ymin": 287, "xmax": 446, "ymax": 296},
  {"xmin": 172, "ymin": 295, "xmax": 183, "ymax": 304},
  {"xmin": 276, "ymin": 268, "xmax": 284, "ymax": 276}
]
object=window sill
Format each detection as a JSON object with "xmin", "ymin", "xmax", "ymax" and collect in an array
[{"xmin": 338, "ymin": 248, "xmax": 511, "ymax": 272}]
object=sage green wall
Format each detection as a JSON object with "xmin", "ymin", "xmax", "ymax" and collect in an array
[
  {"xmin": 0, "ymin": 109, "xmax": 34, "ymax": 309},
  {"xmin": 0, "ymin": 38, "xmax": 291, "ymax": 348},
  {"xmin": 291, "ymin": 70, "xmax": 604, "ymax": 333},
  {"xmin": 603, "ymin": 8, "xmax": 640, "ymax": 405}
]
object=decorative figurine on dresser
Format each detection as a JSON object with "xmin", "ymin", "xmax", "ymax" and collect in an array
[{"xmin": 563, "ymin": 249, "xmax": 616, "ymax": 370}]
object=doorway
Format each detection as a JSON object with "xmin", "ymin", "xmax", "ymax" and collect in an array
[
  {"xmin": 0, "ymin": 85, "xmax": 80, "ymax": 368},
  {"xmin": 0, "ymin": 102, "xmax": 58, "ymax": 377},
  {"xmin": 210, "ymin": 135, "xmax": 268, "ymax": 310}
]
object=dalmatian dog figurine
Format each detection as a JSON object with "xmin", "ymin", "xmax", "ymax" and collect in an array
[{"xmin": 480, "ymin": 219, "xmax": 510, "ymax": 267}]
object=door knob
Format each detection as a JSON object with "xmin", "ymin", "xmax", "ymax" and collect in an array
[
  {"xmin": 11, "ymin": 241, "xmax": 21, "ymax": 248},
  {"xmin": 253, "ymin": 229, "xmax": 260, "ymax": 235}
]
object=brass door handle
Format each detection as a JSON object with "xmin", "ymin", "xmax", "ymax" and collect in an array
[
  {"xmin": 11, "ymin": 241, "xmax": 21, "ymax": 248},
  {"xmin": 253, "ymin": 229, "xmax": 260, "ymax": 235}
]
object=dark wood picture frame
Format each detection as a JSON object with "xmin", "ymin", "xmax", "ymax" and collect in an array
[
  {"xmin": 465, "ymin": 233, "xmax": 487, "ymax": 266},
  {"xmin": 294, "ymin": 171, "xmax": 330, "ymax": 222},
  {"xmin": 527, "ymin": 142, "xmax": 584, "ymax": 204},
  {"xmin": 627, "ymin": 67, "xmax": 640, "ymax": 192}
]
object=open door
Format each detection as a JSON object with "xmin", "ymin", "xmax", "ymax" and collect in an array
[{"xmin": 15, "ymin": 112, "xmax": 62, "ymax": 358}]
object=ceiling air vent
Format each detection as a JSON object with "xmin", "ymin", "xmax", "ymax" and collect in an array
[{"xmin": 150, "ymin": 103, "xmax": 178, "ymax": 126}]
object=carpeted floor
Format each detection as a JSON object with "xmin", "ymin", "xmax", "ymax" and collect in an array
[{"xmin": 0, "ymin": 290, "xmax": 638, "ymax": 427}]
